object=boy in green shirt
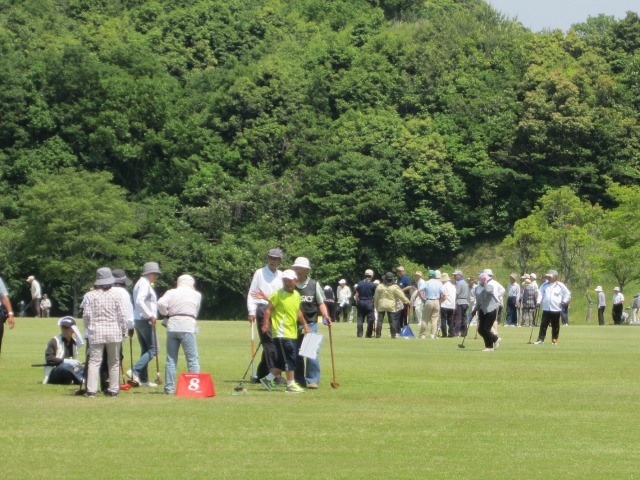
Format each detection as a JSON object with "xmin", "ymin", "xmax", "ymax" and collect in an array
[{"xmin": 260, "ymin": 269, "xmax": 311, "ymax": 393}]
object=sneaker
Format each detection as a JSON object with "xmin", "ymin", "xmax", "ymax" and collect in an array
[
  {"xmin": 104, "ymin": 391, "xmax": 118, "ymax": 397},
  {"xmin": 307, "ymin": 383, "xmax": 318, "ymax": 389},
  {"xmin": 494, "ymin": 337, "xmax": 502, "ymax": 349},
  {"xmin": 551, "ymin": 340, "xmax": 558, "ymax": 346},
  {"xmin": 482, "ymin": 348, "xmax": 495, "ymax": 352},
  {"xmin": 140, "ymin": 381, "xmax": 158, "ymax": 388},
  {"xmin": 534, "ymin": 340, "xmax": 544, "ymax": 345},
  {"xmin": 285, "ymin": 383, "xmax": 305, "ymax": 394},
  {"xmin": 418, "ymin": 335, "xmax": 426, "ymax": 339},
  {"xmin": 86, "ymin": 392, "xmax": 97, "ymax": 398},
  {"xmin": 274, "ymin": 376, "xmax": 288, "ymax": 386},
  {"xmin": 127, "ymin": 370, "xmax": 141, "ymax": 384},
  {"xmin": 260, "ymin": 377, "xmax": 277, "ymax": 391},
  {"xmin": 430, "ymin": 335, "xmax": 437, "ymax": 339}
]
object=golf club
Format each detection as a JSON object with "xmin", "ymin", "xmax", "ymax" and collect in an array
[
  {"xmin": 74, "ymin": 339, "xmax": 90, "ymax": 396},
  {"xmin": 119, "ymin": 344, "xmax": 131, "ymax": 391},
  {"xmin": 458, "ymin": 314, "xmax": 475, "ymax": 348},
  {"xmin": 250, "ymin": 319, "xmax": 256, "ymax": 378},
  {"xmin": 127, "ymin": 334, "xmax": 135, "ymax": 386},
  {"xmin": 152, "ymin": 321, "xmax": 163, "ymax": 385},
  {"xmin": 327, "ymin": 322, "xmax": 340, "ymax": 389},
  {"xmin": 19, "ymin": 300, "xmax": 34, "ymax": 317},
  {"xmin": 233, "ymin": 341, "xmax": 263, "ymax": 392},
  {"xmin": 527, "ymin": 307, "xmax": 540, "ymax": 344}
]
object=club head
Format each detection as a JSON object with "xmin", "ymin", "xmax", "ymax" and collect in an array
[
  {"xmin": 155, "ymin": 376, "xmax": 163, "ymax": 385},
  {"xmin": 233, "ymin": 384, "xmax": 244, "ymax": 392},
  {"xmin": 120, "ymin": 383, "xmax": 131, "ymax": 391},
  {"xmin": 330, "ymin": 381, "xmax": 340, "ymax": 389},
  {"xmin": 457, "ymin": 343, "xmax": 466, "ymax": 349}
]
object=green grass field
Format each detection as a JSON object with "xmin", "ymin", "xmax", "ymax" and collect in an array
[{"xmin": 1, "ymin": 317, "xmax": 639, "ymax": 479}]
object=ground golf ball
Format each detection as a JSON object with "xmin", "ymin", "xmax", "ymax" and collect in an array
[{"xmin": 242, "ymin": 388, "xmax": 248, "ymax": 394}]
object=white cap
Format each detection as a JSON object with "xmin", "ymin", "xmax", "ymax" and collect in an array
[
  {"xmin": 530, "ymin": 273, "xmax": 537, "ymax": 280},
  {"xmin": 594, "ymin": 286, "xmax": 603, "ymax": 292},
  {"xmin": 614, "ymin": 286, "xmax": 620, "ymax": 291},
  {"xmin": 282, "ymin": 269, "xmax": 297, "ymax": 281},
  {"xmin": 292, "ymin": 257, "xmax": 311, "ymax": 269},
  {"xmin": 338, "ymin": 279, "xmax": 346, "ymax": 284},
  {"xmin": 483, "ymin": 269, "xmax": 494, "ymax": 277}
]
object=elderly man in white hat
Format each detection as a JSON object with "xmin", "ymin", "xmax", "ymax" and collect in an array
[
  {"xmin": 83, "ymin": 268, "xmax": 128, "ymax": 396},
  {"xmin": 292, "ymin": 257, "xmax": 332, "ymax": 389},
  {"xmin": 336, "ymin": 279, "xmax": 351, "ymax": 323},
  {"xmin": 129, "ymin": 262, "xmax": 162, "ymax": 387},
  {"xmin": 26, "ymin": 275, "xmax": 42, "ymax": 317},
  {"xmin": 594, "ymin": 286, "xmax": 606, "ymax": 325},
  {"xmin": 612, "ymin": 287, "xmax": 625, "ymax": 325},
  {"xmin": 472, "ymin": 269, "xmax": 504, "ymax": 352},
  {"xmin": 43, "ymin": 316, "xmax": 84, "ymax": 385},
  {"xmin": 158, "ymin": 274, "xmax": 202, "ymax": 395},
  {"xmin": 534, "ymin": 270, "xmax": 571, "ymax": 345}
]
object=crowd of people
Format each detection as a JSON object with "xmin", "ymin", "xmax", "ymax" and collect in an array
[
  {"xmin": 39, "ymin": 263, "xmax": 201, "ymax": 397},
  {"xmin": 1, "ymin": 248, "xmax": 639, "ymax": 396}
]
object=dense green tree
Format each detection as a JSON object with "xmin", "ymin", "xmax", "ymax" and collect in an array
[{"xmin": 10, "ymin": 169, "xmax": 136, "ymax": 314}]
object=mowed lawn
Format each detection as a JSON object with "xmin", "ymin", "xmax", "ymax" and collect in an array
[{"xmin": 1, "ymin": 318, "xmax": 639, "ymax": 479}]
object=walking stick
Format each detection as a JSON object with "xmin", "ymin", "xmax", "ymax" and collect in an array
[
  {"xmin": 328, "ymin": 323, "xmax": 340, "ymax": 389},
  {"xmin": 250, "ymin": 320, "xmax": 256, "ymax": 378},
  {"xmin": 528, "ymin": 307, "xmax": 540, "ymax": 344},
  {"xmin": 152, "ymin": 322, "xmax": 163, "ymax": 385}
]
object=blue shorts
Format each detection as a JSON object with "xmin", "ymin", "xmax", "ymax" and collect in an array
[{"xmin": 275, "ymin": 338, "xmax": 297, "ymax": 372}]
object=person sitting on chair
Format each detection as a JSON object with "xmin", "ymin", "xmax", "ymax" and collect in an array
[{"xmin": 43, "ymin": 316, "xmax": 84, "ymax": 385}]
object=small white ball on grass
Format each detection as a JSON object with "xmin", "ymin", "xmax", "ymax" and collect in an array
[{"xmin": 242, "ymin": 388, "xmax": 248, "ymax": 394}]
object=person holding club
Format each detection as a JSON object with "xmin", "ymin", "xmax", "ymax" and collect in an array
[
  {"xmin": 157, "ymin": 274, "xmax": 202, "ymax": 395},
  {"xmin": 292, "ymin": 257, "xmax": 332, "ymax": 389},
  {"xmin": 83, "ymin": 268, "xmax": 128, "ymax": 397},
  {"xmin": 42, "ymin": 316, "xmax": 84, "ymax": 385},
  {"xmin": 534, "ymin": 270, "xmax": 571, "ymax": 345},
  {"xmin": 260, "ymin": 269, "xmax": 311, "ymax": 394},
  {"xmin": 472, "ymin": 269, "xmax": 504, "ymax": 352},
  {"xmin": 129, "ymin": 262, "xmax": 161, "ymax": 387},
  {"xmin": 248, "ymin": 248, "xmax": 284, "ymax": 383}
]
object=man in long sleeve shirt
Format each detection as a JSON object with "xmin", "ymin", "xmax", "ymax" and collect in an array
[
  {"xmin": 594, "ymin": 286, "xmax": 606, "ymax": 325},
  {"xmin": 130, "ymin": 262, "xmax": 161, "ymax": 387},
  {"xmin": 248, "ymin": 248, "xmax": 284, "ymax": 380},
  {"xmin": 534, "ymin": 270, "xmax": 571, "ymax": 345},
  {"xmin": 473, "ymin": 269, "xmax": 504, "ymax": 352},
  {"xmin": 506, "ymin": 274, "xmax": 520, "ymax": 326}
]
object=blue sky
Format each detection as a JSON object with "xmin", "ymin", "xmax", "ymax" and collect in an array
[{"xmin": 487, "ymin": 0, "xmax": 639, "ymax": 32}]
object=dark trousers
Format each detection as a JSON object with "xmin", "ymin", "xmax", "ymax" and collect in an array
[
  {"xmin": 537, "ymin": 311, "xmax": 561, "ymax": 341},
  {"xmin": 48, "ymin": 363, "xmax": 84, "ymax": 385},
  {"xmin": 325, "ymin": 302, "xmax": 337, "ymax": 322},
  {"xmin": 0, "ymin": 321, "xmax": 4, "ymax": 353},
  {"xmin": 440, "ymin": 308, "xmax": 454, "ymax": 337},
  {"xmin": 612, "ymin": 304, "xmax": 623, "ymax": 325},
  {"xmin": 506, "ymin": 296, "xmax": 518, "ymax": 325},
  {"xmin": 397, "ymin": 305, "xmax": 408, "ymax": 329},
  {"xmin": 377, "ymin": 311, "xmax": 398, "ymax": 338},
  {"xmin": 357, "ymin": 301, "xmax": 375, "ymax": 337},
  {"xmin": 255, "ymin": 304, "xmax": 278, "ymax": 378},
  {"xmin": 598, "ymin": 306, "xmax": 605, "ymax": 325},
  {"xmin": 33, "ymin": 299, "xmax": 41, "ymax": 317},
  {"xmin": 453, "ymin": 304, "xmax": 468, "ymax": 336},
  {"xmin": 339, "ymin": 304, "xmax": 350, "ymax": 323},
  {"xmin": 561, "ymin": 303, "xmax": 569, "ymax": 325},
  {"xmin": 477, "ymin": 309, "xmax": 498, "ymax": 348}
]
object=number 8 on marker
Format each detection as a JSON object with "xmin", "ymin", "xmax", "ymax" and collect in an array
[{"xmin": 188, "ymin": 378, "xmax": 201, "ymax": 391}]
